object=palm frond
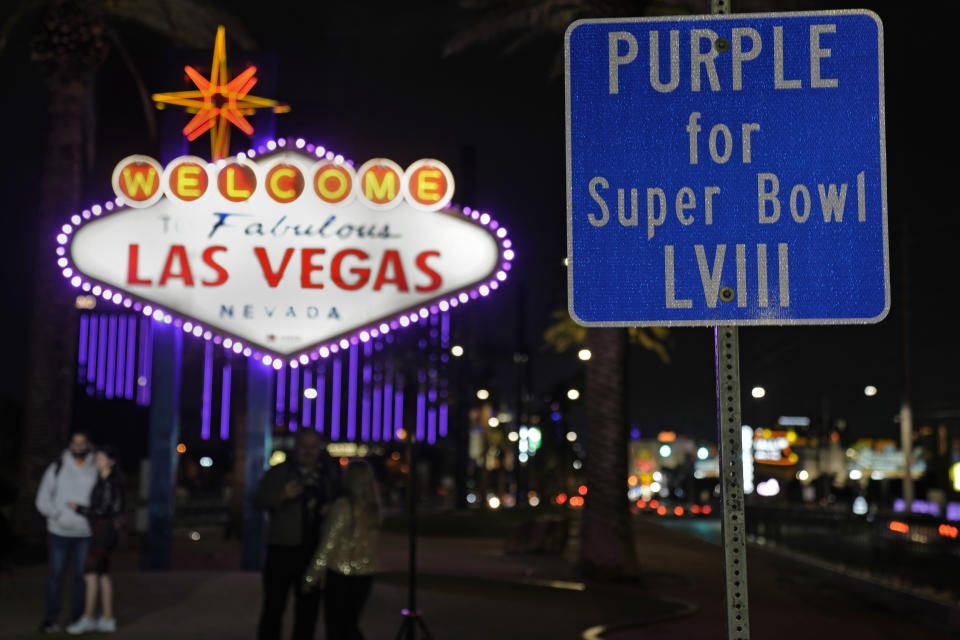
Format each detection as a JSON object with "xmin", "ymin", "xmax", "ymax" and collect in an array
[
  {"xmin": 102, "ymin": 0, "xmax": 256, "ymax": 50},
  {"xmin": 0, "ymin": 0, "xmax": 46, "ymax": 55},
  {"xmin": 445, "ymin": 0, "xmax": 704, "ymax": 60},
  {"xmin": 543, "ymin": 309, "xmax": 671, "ymax": 363}
]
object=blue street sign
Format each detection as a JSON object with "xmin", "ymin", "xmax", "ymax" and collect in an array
[{"xmin": 565, "ymin": 11, "xmax": 887, "ymax": 326}]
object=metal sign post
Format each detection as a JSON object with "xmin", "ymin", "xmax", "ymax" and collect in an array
[
  {"xmin": 565, "ymin": 3, "xmax": 887, "ymax": 639},
  {"xmin": 708, "ymin": 5, "xmax": 748, "ymax": 639},
  {"xmin": 715, "ymin": 325, "xmax": 749, "ymax": 638}
]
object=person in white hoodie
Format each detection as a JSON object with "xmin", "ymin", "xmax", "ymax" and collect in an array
[{"xmin": 34, "ymin": 431, "xmax": 98, "ymax": 634}]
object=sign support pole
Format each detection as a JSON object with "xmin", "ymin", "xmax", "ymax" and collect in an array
[
  {"xmin": 709, "ymin": 3, "xmax": 750, "ymax": 637},
  {"xmin": 143, "ymin": 319, "xmax": 182, "ymax": 570},
  {"xmin": 242, "ymin": 361, "xmax": 272, "ymax": 570},
  {"xmin": 715, "ymin": 326, "xmax": 750, "ymax": 639}
]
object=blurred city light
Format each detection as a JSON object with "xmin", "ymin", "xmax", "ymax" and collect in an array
[
  {"xmin": 269, "ymin": 450, "xmax": 286, "ymax": 467},
  {"xmin": 659, "ymin": 444, "xmax": 672, "ymax": 458},
  {"xmin": 697, "ymin": 446, "xmax": 709, "ymax": 460},
  {"xmin": 751, "ymin": 386, "xmax": 766, "ymax": 399},
  {"xmin": 466, "ymin": 492, "xmax": 477, "ymax": 504},
  {"xmin": 756, "ymin": 478, "xmax": 780, "ymax": 497},
  {"xmin": 556, "ymin": 493, "xmax": 568, "ymax": 505},
  {"xmin": 476, "ymin": 389, "xmax": 490, "ymax": 400},
  {"xmin": 849, "ymin": 469, "xmax": 863, "ymax": 480},
  {"xmin": 569, "ymin": 496, "xmax": 585, "ymax": 507},
  {"xmin": 852, "ymin": 496, "xmax": 869, "ymax": 515},
  {"xmin": 176, "ymin": 443, "xmax": 187, "ymax": 454},
  {"xmin": 487, "ymin": 496, "xmax": 501, "ymax": 509},
  {"xmin": 451, "ymin": 345, "xmax": 464, "ymax": 357},
  {"xmin": 567, "ymin": 388, "xmax": 580, "ymax": 400},
  {"xmin": 864, "ymin": 385, "xmax": 878, "ymax": 396},
  {"xmin": 507, "ymin": 431, "xmax": 519, "ymax": 442},
  {"xmin": 649, "ymin": 481, "xmax": 662, "ymax": 493},
  {"xmin": 578, "ymin": 484, "xmax": 588, "ymax": 496},
  {"xmin": 303, "ymin": 387, "xmax": 318, "ymax": 400},
  {"xmin": 189, "ymin": 531, "xmax": 201, "ymax": 541},
  {"xmin": 797, "ymin": 469, "xmax": 809, "ymax": 481},
  {"xmin": 889, "ymin": 521, "xmax": 909, "ymax": 534},
  {"xmin": 674, "ymin": 506, "xmax": 684, "ymax": 516},
  {"xmin": 566, "ymin": 431, "xmax": 578, "ymax": 442},
  {"xmin": 487, "ymin": 417, "xmax": 500, "ymax": 428},
  {"xmin": 577, "ymin": 348, "xmax": 592, "ymax": 361},
  {"xmin": 572, "ymin": 460, "xmax": 583, "ymax": 470},
  {"xmin": 199, "ymin": 456, "xmax": 213, "ymax": 468},
  {"xmin": 742, "ymin": 426, "xmax": 755, "ymax": 494}
]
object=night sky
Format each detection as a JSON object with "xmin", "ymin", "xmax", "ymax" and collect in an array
[{"xmin": 0, "ymin": 0, "xmax": 955, "ymax": 444}]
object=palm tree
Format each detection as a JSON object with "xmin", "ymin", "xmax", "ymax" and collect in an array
[
  {"xmin": 544, "ymin": 313, "xmax": 669, "ymax": 579},
  {"xmin": 447, "ymin": 0, "xmax": 684, "ymax": 580},
  {"xmin": 2, "ymin": 0, "xmax": 252, "ymax": 542}
]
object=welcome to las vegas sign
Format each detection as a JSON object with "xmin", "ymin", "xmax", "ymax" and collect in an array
[{"xmin": 57, "ymin": 138, "xmax": 514, "ymax": 368}]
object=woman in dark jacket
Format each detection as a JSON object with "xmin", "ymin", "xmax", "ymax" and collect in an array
[{"xmin": 65, "ymin": 445, "xmax": 124, "ymax": 634}]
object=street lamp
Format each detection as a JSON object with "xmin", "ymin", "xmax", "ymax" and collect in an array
[
  {"xmin": 864, "ymin": 385, "xmax": 878, "ymax": 397},
  {"xmin": 567, "ymin": 388, "xmax": 580, "ymax": 400},
  {"xmin": 577, "ymin": 348, "xmax": 592, "ymax": 361},
  {"xmin": 477, "ymin": 389, "xmax": 490, "ymax": 400},
  {"xmin": 751, "ymin": 386, "xmax": 766, "ymax": 399},
  {"xmin": 451, "ymin": 345, "xmax": 464, "ymax": 357}
]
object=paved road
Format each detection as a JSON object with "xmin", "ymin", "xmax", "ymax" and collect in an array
[{"xmin": 0, "ymin": 520, "xmax": 957, "ymax": 639}]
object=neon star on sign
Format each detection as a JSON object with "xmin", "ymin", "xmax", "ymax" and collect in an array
[{"xmin": 152, "ymin": 26, "xmax": 290, "ymax": 161}]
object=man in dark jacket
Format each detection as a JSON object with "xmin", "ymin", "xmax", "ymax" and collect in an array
[{"xmin": 253, "ymin": 430, "xmax": 339, "ymax": 640}]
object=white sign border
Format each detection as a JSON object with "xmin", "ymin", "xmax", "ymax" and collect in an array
[
  {"xmin": 564, "ymin": 10, "xmax": 889, "ymax": 327},
  {"xmin": 57, "ymin": 137, "xmax": 515, "ymax": 368}
]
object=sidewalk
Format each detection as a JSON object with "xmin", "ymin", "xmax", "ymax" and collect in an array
[
  {"xmin": 1, "ymin": 520, "xmax": 957, "ymax": 639},
  {"xmin": 0, "ymin": 530, "xmax": 680, "ymax": 640}
]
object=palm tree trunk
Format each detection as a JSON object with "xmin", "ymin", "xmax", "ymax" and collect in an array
[
  {"xmin": 13, "ymin": 77, "xmax": 87, "ymax": 541},
  {"xmin": 577, "ymin": 327, "xmax": 640, "ymax": 580}
]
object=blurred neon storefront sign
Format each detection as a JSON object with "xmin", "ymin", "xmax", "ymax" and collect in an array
[
  {"xmin": 753, "ymin": 429, "xmax": 799, "ymax": 466},
  {"xmin": 59, "ymin": 142, "xmax": 513, "ymax": 365}
]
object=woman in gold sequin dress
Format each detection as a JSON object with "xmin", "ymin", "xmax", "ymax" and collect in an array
[{"xmin": 304, "ymin": 459, "xmax": 381, "ymax": 639}]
